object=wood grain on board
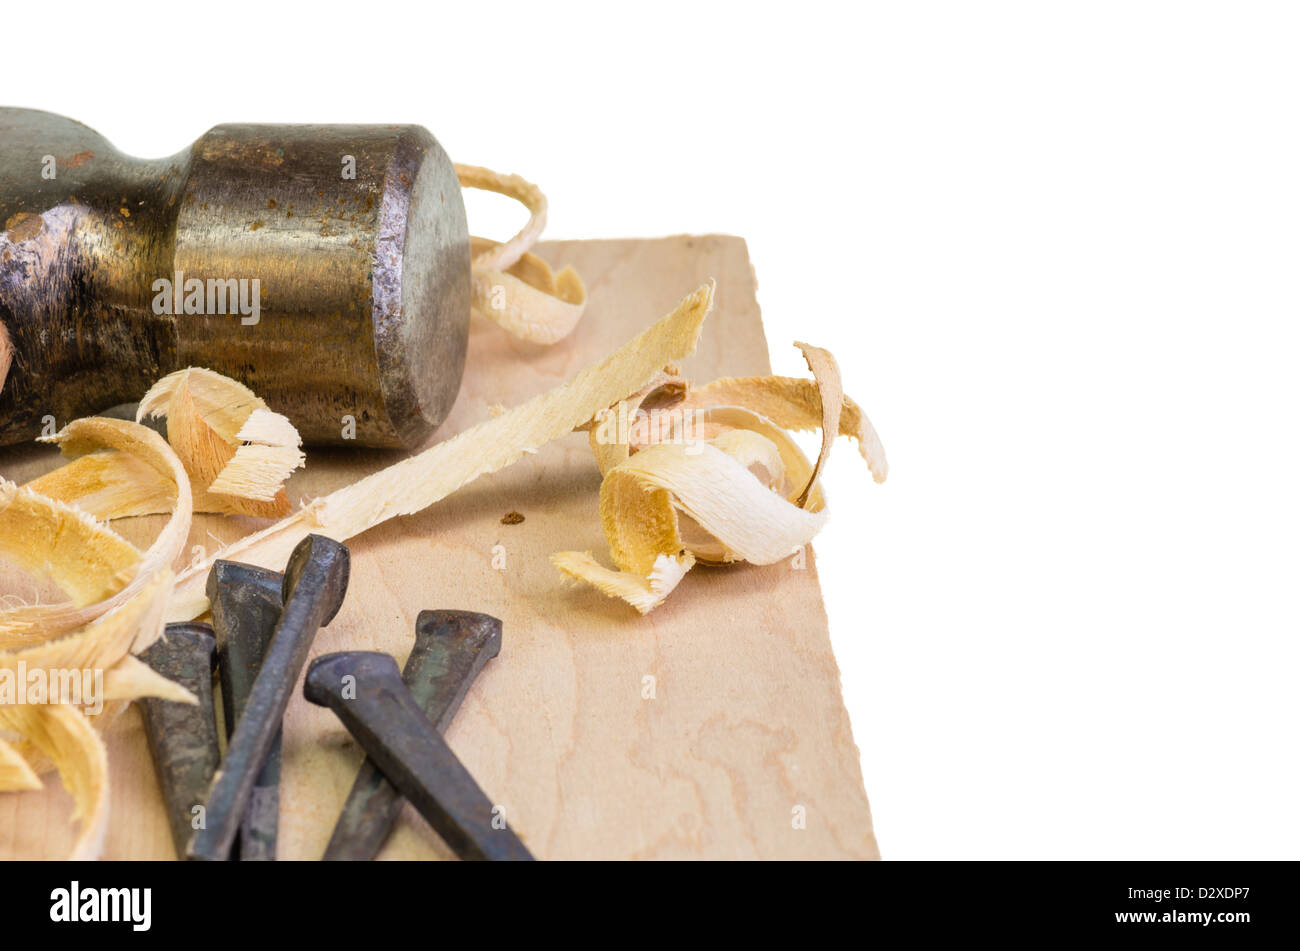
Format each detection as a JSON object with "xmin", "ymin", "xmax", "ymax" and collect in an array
[{"xmin": 0, "ymin": 235, "xmax": 879, "ymax": 860}]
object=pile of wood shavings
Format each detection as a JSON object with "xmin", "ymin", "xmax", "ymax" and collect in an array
[
  {"xmin": 0, "ymin": 164, "xmax": 887, "ymax": 857},
  {"xmin": 554, "ymin": 342, "xmax": 887, "ymax": 612}
]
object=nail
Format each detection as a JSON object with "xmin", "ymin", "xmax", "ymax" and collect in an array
[
  {"xmin": 187, "ymin": 534, "xmax": 350, "ymax": 861},
  {"xmin": 139, "ymin": 622, "xmax": 221, "ymax": 859},
  {"xmin": 209, "ymin": 560, "xmax": 285, "ymax": 862},
  {"xmin": 305, "ymin": 651, "xmax": 534, "ymax": 861},
  {"xmin": 322, "ymin": 610, "xmax": 502, "ymax": 860}
]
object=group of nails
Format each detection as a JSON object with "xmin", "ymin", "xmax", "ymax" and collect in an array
[{"xmin": 139, "ymin": 533, "xmax": 535, "ymax": 861}]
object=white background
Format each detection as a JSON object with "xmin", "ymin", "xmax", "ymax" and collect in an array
[{"xmin": 7, "ymin": 1, "xmax": 1298, "ymax": 858}]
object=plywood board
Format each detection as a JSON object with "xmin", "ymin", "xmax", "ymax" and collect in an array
[{"xmin": 0, "ymin": 235, "xmax": 878, "ymax": 860}]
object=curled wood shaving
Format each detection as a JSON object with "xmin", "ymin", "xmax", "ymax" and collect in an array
[
  {"xmin": 457, "ymin": 165, "xmax": 587, "ymax": 344},
  {"xmin": 672, "ymin": 372, "xmax": 888, "ymax": 484},
  {"xmin": 0, "ymin": 572, "xmax": 181, "ymax": 789},
  {"xmin": 136, "ymin": 365, "xmax": 259, "ymax": 440},
  {"xmin": 0, "ymin": 480, "xmax": 141, "ymax": 620},
  {"xmin": 28, "ymin": 370, "xmax": 303, "ymax": 520},
  {"xmin": 22, "ymin": 450, "xmax": 171, "ymax": 521},
  {"xmin": 0, "ymin": 737, "xmax": 41, "ymax": 792},
  {"xmin": 141, "ymin": 368, "xmax": 304, "ymax": 515},
  {"xmin": 552, "ymin": 342, "xmax": 887, "ymax": 613},
  {"xmin": 1, "ymin": 426, "xmax": 191, "ymax": 857},
  {"xmin": 3, "ymin": 419, "xmax": 190, "ymax": 643},
  {"xmin": 0, "ymin": 703, "xmax": 107, "ymax": 859},
  {"xmin": 165, "ymin": 283, "xmax": 714, "ymax": 621},
  {"xmin": 1, "ymin": 572, "xmax": 173, "ymax": 683}
]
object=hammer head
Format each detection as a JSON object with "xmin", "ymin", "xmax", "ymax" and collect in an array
[{"xmin": 0, "ymin": 108, "xmax": 469, "ymax": 448}]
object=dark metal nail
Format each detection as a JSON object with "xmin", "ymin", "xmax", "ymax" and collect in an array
[
  {"xmin": 323, "ymin": 610, "xmax": 502, "ymax": 861},
  {"xmin": 139, "ymin": 622, "xmax": 221, "ymax": 860},
  {"xmin": 187, "ymin": 534, "xmax": 350, "ymax": 862},
  {"xmin": 305, "ymin": 651, "xmax": 534, "ymax": 862},
  {"xmin": 209, "ymin": 560, "xmax": 285, "ymax": 862}
]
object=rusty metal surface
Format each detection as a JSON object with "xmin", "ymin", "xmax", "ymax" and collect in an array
[
  {"xmin": 188, "ymin": 535, "xmax": 350, "ymax": 861},
  {"xmin": 139, "ymin": 622, "xmax": 221, "ymax": 860},
  {"xmin": 0, "ymin": 107, "xmax": 469, "ymax": 448},
  {"xmin": 323, "ymin": 609, "xmax": 502, "ymax": 860},
  {"xmin": 305, "ymin": 651, "xmax": 534, "ymax": 862},
  {"xmin": 209, "ymin": 560, "xmax": 285, "ymax": 861}
]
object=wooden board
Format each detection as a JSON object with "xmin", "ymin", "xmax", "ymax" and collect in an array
[{"xmin": 0, "ymin": 235, "xmax": 879, "ymax": 860}]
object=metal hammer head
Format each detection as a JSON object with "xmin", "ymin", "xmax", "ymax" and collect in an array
[{"xmin": 0, "ymin": 107, "xmax": 469, "ymax": 448}]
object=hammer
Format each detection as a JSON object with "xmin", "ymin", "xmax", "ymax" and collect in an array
[{"xmin": 0, "ymin": 107, "xmax": 469, "ymax": 448}]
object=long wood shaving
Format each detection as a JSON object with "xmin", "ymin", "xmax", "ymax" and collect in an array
[
  {"xmin": 457, "ymin": 165, "xmax": 587, "ymax": 344},
  {"xmin": 165, "ymin": 283, "xmax": 715, "ymax": 621},
  {"xmin": 553, "ymin": 342, "xmax": 886, "ymax": 613}
]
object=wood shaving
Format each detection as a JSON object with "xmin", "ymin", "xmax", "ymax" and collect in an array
[
  {"xmin": 100, "ymin": 654, "xmax": 196, "ymax": 704},
  {"xmin": 23, "ymin": 450, "xmax": 173, "ymax": 522},
  {"xmin": 0, "ymin": 703, "xmax": 107, "ymax": 859},
  {"xmin": 1, "ymin": 283, "xmax": 712, "ymax": 856},
  {"xmin": 164, "ymin": 282, "xmax": 715, "ymax": 621},
  {"xmin": 552, "ymin": 342, "xmax": 887, "ymax": 613},
  {"xmin": 457, "ymin": 165, "xmax": 587, "ymax": 344},
  {"xmin": 0, "ymin": 571, "xmax": 179, "ymax": 781},
  {"xmin": 140, "ymin": 368, "xmax": 304, "ymax": 515},
  {"xmin": 29, "ymin": 370, "xmax": 303, "ymax": 520},
  {"xmin": 3, "ymin": 419, "xmax": 190, "ymax": 643},
  {"xmin": 1, "ymin": 425, "xmax": 188, "ymax": 857},
  {"xmin": 0, "ymin": 573, "xmax": 174, "ymax": 689},
  {"xmin": 0, "ymin": 736, "xmax": 41, "ymax": 791},
  {"xmin": 0, "ymin": 480, "xmax": 141, "ymax": 625}
]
